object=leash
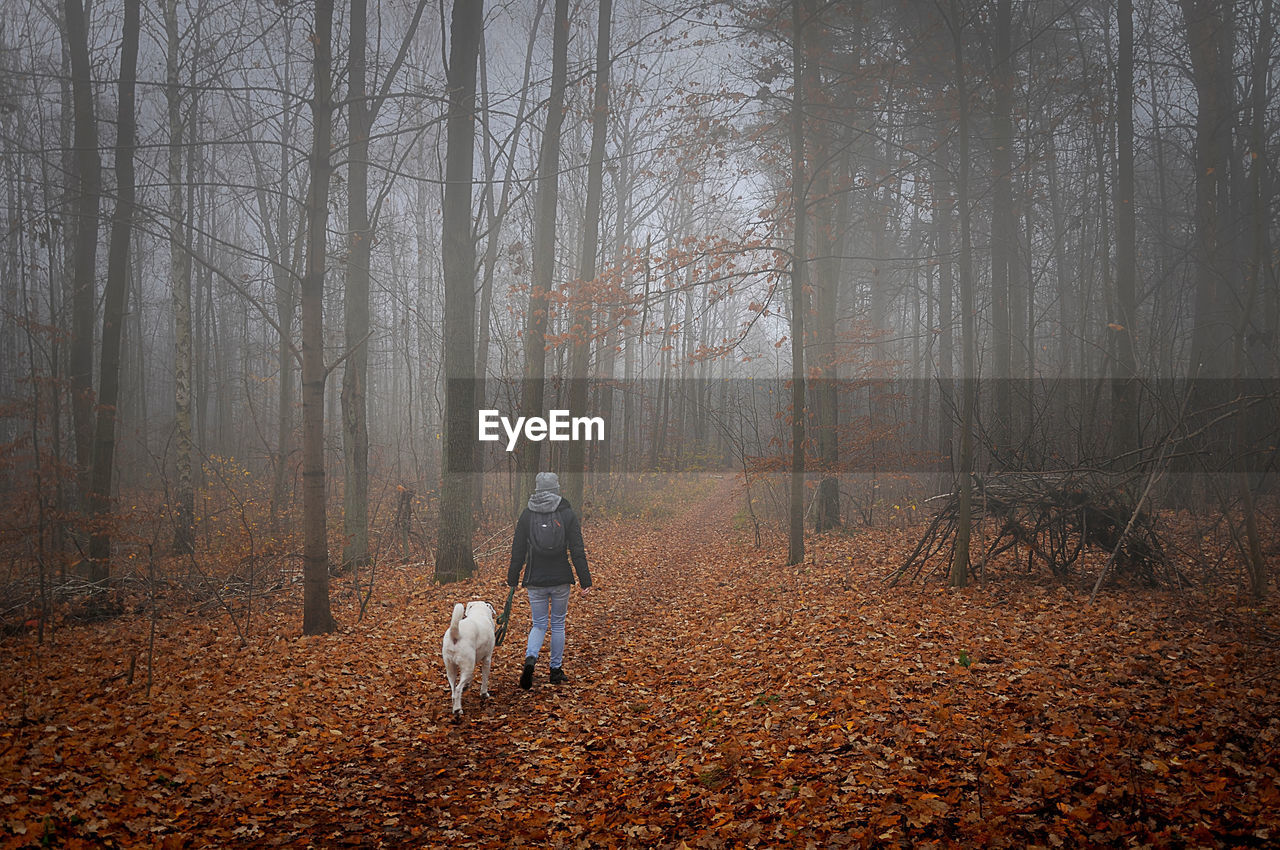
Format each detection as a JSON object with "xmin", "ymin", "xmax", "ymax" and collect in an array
[
  {"xmin": 488, "ymin": 527, "xmax": 529, "ymax": 647},
  {"xmin": 494, "ymin": 585, "xmax": 517, "ymax": 648}
]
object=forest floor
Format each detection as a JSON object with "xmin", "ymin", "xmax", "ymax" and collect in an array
[{"xmin": 2, "ymin": 474, "xmax": 1279, "ymax": 848}]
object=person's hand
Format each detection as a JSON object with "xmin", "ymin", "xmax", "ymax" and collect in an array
[{"xmin": 580, "ymin": 585, "xmax": 593, "ymax": 597}]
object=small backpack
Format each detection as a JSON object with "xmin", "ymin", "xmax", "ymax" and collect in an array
[{"xmin": 528, "ymin": 509, "xmax": 566, "ymax": 557}]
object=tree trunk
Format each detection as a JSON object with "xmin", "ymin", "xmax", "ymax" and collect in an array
[
  {"xmin": 473, "ymin": 35, "xmax": 497, "ymax": 518},
  {"xmin": 85, "ymin": 0, "xmax": 140, "ymax": 583},
  {"xmin": 787, "ymin": 0, "xmax": 808, "ymax": 567},
  {"xmin": 1045, "ymin": 129, "xmax": 1073, "ymax": 377},
  {"xmin": 1246, "ymin": 0, "xmax": 1274, "ymax": 355},
  {"xmin": 425, "ymin": 241, "xmax": 440, "ymax": 486},
  {"xmin": 435, "ymin": 0, "xmax": 484, "ymax": 583},
  {"xmin": 812, "ymin": 156, "xmax": 843, "ymax": 532},
  {"xmin": 301, "ymin": 0, "xmax": 337, "ymax": 634},
  {"xmin": 188, "ymin": 82, "xmax": 207, "ymax": 472},
  {"xmin": 949, "ymin": 0, "xmax": 975, "ymax": 588},
  {"xmin": 272, "ymin": 265, "xmax": 296, "ymax": 539},
  {"xmin": 989, "ymin": 0, "xmax": 1015, "ymax": 450},
  {"xmin": 165, "ymin": 0, "xmax": 195, "ymax": 555},
  {"xmin": 1180, "ymin": 0, "xmax": 1234, "ymax": 377},
  {"xmin": 933, "ymin": 160, "xmax": 955, "ymax": 475},
  {"xmin": 1238, "ymin": 0, "xmax": 1274, "ymax": 598},
  {"xmin": 341, "ymin": 0, "xmax": 371, "ymax": 572},
  {"xmin": 64, "ymin": 0, "xmax": 99, "ymax": 507},
  {"xmin": 596, "ymin": 148, "xmax": 634, "ymax": 483},
  {"xmin": 270, "ymin": 148, "xmax": 298, "ymax": 541},
  {"xmin": 1112, "ymin": 0, "xmax": 1139, "ymax": 459},
  {"xmin": 565, "ymin": 0, "xmax": 613, "ymax": 511},
  {"xmin": 517, "ymin": 0, "xmax": 569, "ymax": 511}
]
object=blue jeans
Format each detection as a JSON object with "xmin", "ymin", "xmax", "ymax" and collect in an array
[{"xmin": 525, "ymin": 584, "xmax": 571, "ymax": 669}]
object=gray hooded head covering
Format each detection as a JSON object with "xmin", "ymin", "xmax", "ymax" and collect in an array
[{"xmin": 528, "ymin": 471, "xmax": 563, "ymax": 512}]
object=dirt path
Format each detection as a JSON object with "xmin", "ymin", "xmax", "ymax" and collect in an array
[
  {"xmin": 370, "ymin": 474, "xmax": 756, "ymax": 844},
  {"xmin": 240, "ymin": 474, "xmax": 755, "ymax": 847}
]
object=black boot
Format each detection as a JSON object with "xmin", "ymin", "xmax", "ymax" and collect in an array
[
  {"xmin": 549, "ymin": 667, "xmax": 569, "ymax": 685},
  {"xmin": 520, "ymin": 656, "xmax": 536, "ymax": 690}
]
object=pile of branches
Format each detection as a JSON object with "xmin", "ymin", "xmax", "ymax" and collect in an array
[{"xmin": 891, "ymin": 470, "xmax": 1177, "ymax": 587}]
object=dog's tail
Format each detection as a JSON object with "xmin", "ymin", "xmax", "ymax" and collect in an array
[{"xmin": 448, "ymin": 602, "xmax": 465, "ymax": 643}]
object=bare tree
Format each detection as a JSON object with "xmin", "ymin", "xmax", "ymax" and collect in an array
[
  {"xmin": 947, "ymin": 0, "xmax": 976, "ymax": 588},
  {"xmin": 436, "ymin": 0, "xmax": 485, "ymax": 583},
  {"xmin": 341, "ymin": 0, "xmax": 373, "ymax": 573},
  {"xmin": 565, "ymin": 0, "xmax": 614, "ymax": 511},
  {"xmin": 85, "ymin": 0, "xmax": 139, "ymax": 583},
  {"xmin": 63, "ymin": 0, "xmax": 98, "ymax": 505},
  {"xmin": 1112, "ymin": 0, "xmax": 1139, "ymax": 458},
  {"xmin": 787, "ymin": 0, "xmax": 808, "ymax": 567},
  {"xmin": 166, "ymin": 0, "xmax": 195, "ymax": 555},
  {"xmin": 933, "ymin": 158, "xmax": 955, "ymax": 475},
  {"xmin": 989, "ymin": 0, "xmax": 1015, "ymax": 447},
  {"xmin": 1237, "ymin": 0, "xmax": 1274, "ymax": 598},
  {"xmin": 1180, "ymin": 0, "xmax": 1234, "ymax": 377},
  {"xmin": 342, "ymin": 0, "xmax": 431, "ymax": 570},
  {"xmin": 301, "ymin": 0, "xmax": 338, "ymax": 634},
  {"xmin": 517, "ymin": 0, "xmax": 570, "ymax": 511},
  {"xmin": 810, "ymin": 44, "xmax": 847, "ymax": 534}
]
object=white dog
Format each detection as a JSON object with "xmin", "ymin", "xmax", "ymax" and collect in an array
[{"xmin": 441, "ymin": 600, "xmax": 496, "ymax": 720}]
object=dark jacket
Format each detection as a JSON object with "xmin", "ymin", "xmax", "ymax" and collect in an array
[{"xmin": 507, "ymin": 498, "xmax": 591, "ymax": 589}]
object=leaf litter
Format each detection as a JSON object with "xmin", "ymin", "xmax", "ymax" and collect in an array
[{"xmin": 2, "ymin": 478, "xmax": 1278, "ymax": 848}]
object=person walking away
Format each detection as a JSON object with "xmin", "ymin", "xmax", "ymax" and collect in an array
[{"xmin": 508, "ymin": 472, "xmax": 592, "ymax": 688}]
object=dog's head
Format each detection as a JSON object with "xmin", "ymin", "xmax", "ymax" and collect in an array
[{"xmin": 466, "ymin": 600, "xmax": 496, "ymax": 624}]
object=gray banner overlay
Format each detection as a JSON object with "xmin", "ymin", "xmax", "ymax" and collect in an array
[{"xmin": 443, "ymin": 378, "xmax": 1280, "ymax": 474}]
